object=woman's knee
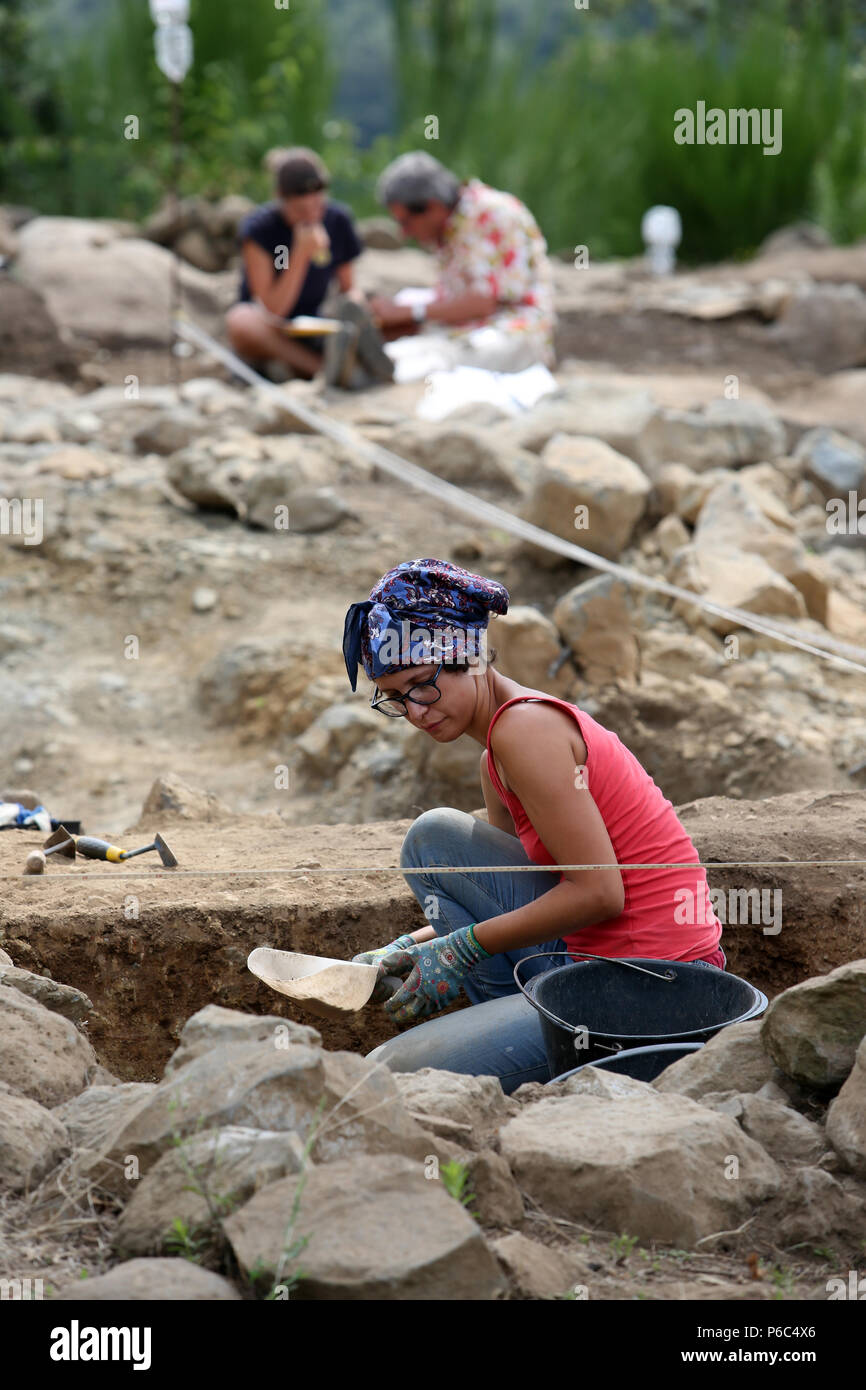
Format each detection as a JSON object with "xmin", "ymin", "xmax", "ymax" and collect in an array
[
  {"xmin": 399, "ymin": 806, "xmax": 471, "ymax": 868},
  {"xmin": 226, "ymin": 302, "xmax": 268, "ymax": 351}
]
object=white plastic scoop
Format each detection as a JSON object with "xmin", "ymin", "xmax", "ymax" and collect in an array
[{"xmin": 247, "ymin": 947, "xmax": 386, "ymax": 1020}]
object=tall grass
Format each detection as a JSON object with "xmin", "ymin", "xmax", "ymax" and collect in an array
[
  {"xmin": 1, "ymin": 0, "xmax": 864, "ymax": 262},
  {"xmin": 2, "ymin": 0, "xmax": 334, "ymax": 219},
  {"xmin": 419, "ymin": 0, "xmax": 865, "ymax": 261}
]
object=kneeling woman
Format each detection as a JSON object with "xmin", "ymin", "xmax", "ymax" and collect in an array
[{"xmin": 343, "ymin": 557, "xmax": 724, "ymax": 1095}]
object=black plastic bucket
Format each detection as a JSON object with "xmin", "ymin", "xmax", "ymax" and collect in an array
[
  {"xmin": 554, "ymin": 1041, "xmax": 705, "ymax": 1085},
  {"xmin": 515, "ymin": 952, "xmax": 768, "ymax": 1081}
]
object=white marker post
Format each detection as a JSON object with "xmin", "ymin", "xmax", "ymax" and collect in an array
[
  {"xmin": 641, "ymin": 204, "xmax": 682, "ymax": 276},
  {"xmin": 149, "ymin": 0, "xmax": 194, "ymax": 385}
]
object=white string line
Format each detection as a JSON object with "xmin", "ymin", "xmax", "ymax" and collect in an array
[
  {"xmin": 6, "ymin": 857, "xmax": 866, "ymax": 883},
  {"xmin": 175, "ymin": 312, "xmax": 866, "ymax": 676}
]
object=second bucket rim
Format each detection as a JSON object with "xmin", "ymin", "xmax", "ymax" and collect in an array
[{"xmin": 521, "ymin": 954, "xmax": 768, "ymax": 1042}]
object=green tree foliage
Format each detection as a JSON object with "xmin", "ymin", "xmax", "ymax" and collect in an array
[
  {"xmin": 2, "ymin": 0, "xmax": 865, "ymax": 260},
  {"xmin": 2, "ymin": 0, "xmax": 334, "ymax": 219}
]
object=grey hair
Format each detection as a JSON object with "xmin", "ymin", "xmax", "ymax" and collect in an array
[{"xmin": 376, "ymin": 151, "xmax": 461, "ymax": 210}]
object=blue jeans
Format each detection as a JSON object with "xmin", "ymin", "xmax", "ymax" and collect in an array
[{"xmin": 366, "ymin": 806, "xmax": 727, "ymax": 1095}]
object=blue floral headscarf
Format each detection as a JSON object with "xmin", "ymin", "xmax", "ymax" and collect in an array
[{"xmin": 342, "ymin": 557, "xmax": 510, "ymax": 692}]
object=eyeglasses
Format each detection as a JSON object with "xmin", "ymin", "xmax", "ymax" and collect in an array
[
  {"xmin": 392, "ymin": 201, "xmax": 429, "ymax": 229},
  {"xmin": 371, "ymin": 660, "xmax": 444, "ymax": 718}
]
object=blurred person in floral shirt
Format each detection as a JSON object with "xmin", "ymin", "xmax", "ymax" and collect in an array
[{"xmin": 370, "ymin": 152, "xmax": 556, "ymax": 376}]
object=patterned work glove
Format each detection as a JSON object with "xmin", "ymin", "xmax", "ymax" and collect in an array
[
  {"xmin": 381, "ymin": 924, "xmax": 492, "ymax": 1024},
  {"xmin": 351, "ymin": 934, "xmax": 417, "ymax": 1002},
  {"xmin": 351, "ymin": 934, "xmax": 417, "ymax": 967}
]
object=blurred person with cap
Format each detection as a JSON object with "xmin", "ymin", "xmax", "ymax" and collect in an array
[
  {"xmin": 226, "ymin": 146, "xmax": 393, "ymax": 388},
  {"xmin": 369, "ymin": 152, "xmax": 556, "ymax": 377}
]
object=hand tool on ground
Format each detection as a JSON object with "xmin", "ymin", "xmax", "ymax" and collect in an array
[
  {"xmin": 42, "ymin": 827, "xmax": 178, "ymax": 868},
  {"xmin": 247, "ymin": 947, "xmax": 402, "ymax": 1021},
  {"xmin": 42, "ymin": 827, "xmax": 76, "ymax": 859}
]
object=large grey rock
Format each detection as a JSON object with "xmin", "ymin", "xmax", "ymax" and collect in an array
[
  {"xmin": 0, "ymin": 965, "xmax": 92, "ymax": 1024},
  {"xmin": 114, "ymin": 1126, "xmax": 307, "ymax": 1258},
  {"xmin": 465, "ymin": 1148, "xmax": 525, "ymax": 1225},
  {"xmin": 767, "ymin": 282, "xmax": 866, "ymax": 372},
  {"xmin": 294, "ymin": 704, "xmax": 383, "ymax": 776},
  {"xmin": 392, "ymin": 1069, "xmax": 517, "ymax": 1130},
  {"xmin": 196, "ymin": 636, "xmax": 345, "ymax": 736},
  {"xmin": 84, "ymin": 1040, "xmax": 326, "ymax": 1197},
  {"xmin": 3, "ymin": 410, "xmax": 61, "ymax": 444},
  {"xmin": 382, "ymin": 422, "xmax": 524, "ymax": 491},
  {"xmin": 174, "ymin": 228, "xmax": 223, "ymax": 273},
  {"xmin": 793, "ymin": 427, "xmax": 866, "ymax": 499},
  {"xmin": 54, "ymin": 1258, "xmax": 241, "ymax": 1301},
  {"xmin": 242, "ymin": 451, "xmax": 341, "ymax": 530},
  {"xmin": 693, "ymin": 474, "xmax": 797, "ymax": 552},
  {"xmin": 499, "ymin": 1090, "xmax": 780, "ymax": 1245},
  {"xmin": 692, "ymin": 474, "xmax": 829, "ymax": 622},
  {"xmin": 316, "ymin": 1050, "xmax": 446, "ymax": 1165},
  {"xmin": 552, "ymin": 575, "xmax": 639, "ymax": 682},
  {"xmin": 560, "ymin": 1067, "xmax": 652, "ymax": 1100},
  {"xmin": 0, "ymin": 985, "xmax": 96, "ymax": 1106},
  {"xmin": 672, "ymin": 543, "xmax": 807, "ymax": 633},
  {"xmin": 636, "ymin": 399, "xmax": 787, "ymax": 476},
  {"xmin": 224, "ymin": 1153, "xmax": 505, "ymax": 1299},
  {"xmin": 737, "ymin": 1094, "xmax": 826, "ymax": 1165},
  {"xmin": 774, "ymin": 1165, "xmax": 866, "ymax": 1245},
  {"xmin": 639, "ymin": 629, "xmax": 725, "ymax": 681},
  {"xmin": 494, "ymin": 382, "xmax": 658, "ymax": 461},
  {"xmin": 651, "ymin": 462, "xmax": 728, "ymax": 523},
  {"xmin": 133, "ymin": 408, "xmax": 206, "ymax": 456},
  {"xmin": 654, "ymin": 1021, "xmax": 776, "ymax": 1100},
  {"xmin": 761, "ymin": 960, "xmax": 866, "ymax": 1089},
  {"xmin": 490, "ymin": 605, "xmax": 573, "ymax": 694},
  {"xmin": 267, "ymin": 486, "xmax": 354, "ymax": 534},
  {"xmin": 85, "ymin": 1033, "xmax": 436, "ymax": 1198},
  {"xmin": 826, "ymin": 1035, "xmax": 866, "ymax": 1175},
  {"xmin": 522, "ymin": 434, "xmax": 650, "ymax": 561},
  {"xmin": 165, "ymin": 447, "xmax": 247, "ymax": 513},
  {"xmin": 53, "ymin": 1083, "xmax": 157, "ymax": 1150},
  {"xmin": 137, "ymin": 775, "xmax": 232, "ymax": 825},
  {"xmin": 0, "ymin": 280, "xmax": 81, "ymax": 380},
  {"xmin": 15, "ymin": 218, "xmax": 234, "ymax": 349},
  {"xmin": 164, "ymin": 1004, "xmax": 320, "ymax": 1078},
  {"xmin": 0, "ymin": 1084, "xmax": 69, "ymax": 1192}
]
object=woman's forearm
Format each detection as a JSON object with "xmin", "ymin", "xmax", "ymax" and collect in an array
[
  {"xmin": 472, "ymin": 874, "xmax": 623, "ymax": 955},
  {"xmin": 409, "ymin": 923, "xmax": 437, "ymax": 944},
  {"xmin": 426, "ymin": 290, "xmax": 497, "ymax": 325},
  {"xmin": 265, "ymin": 252, "xmax": 312, "ymax": 317}
]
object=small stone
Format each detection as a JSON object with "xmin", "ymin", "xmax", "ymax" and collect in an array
[
  {"xmin": 4, "ymin": 411, "xmax": 61, "ymax": 444},
  {"xmin": 192, "ymin": 586, "xmax": 218, "ymax": 613},
  {"xmin": 58, "ymin": 410, "xmax": 102, "ymax": 444},
  {"xmin": 793, "ymin": 427, "xmax": 866, "ymax": 500},
  {"xmin": 490, "ymin": 1232, "xmax": 590, "ymax": 1300},
  {"xmin": 53, "ymin": 1258, "xmax": 242, "ymax": 1301},
  {"xmin": 655, "ymin": 513, "xmax": 690, "ymax": 560}
]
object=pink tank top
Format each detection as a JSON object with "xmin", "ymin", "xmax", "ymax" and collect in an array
[{"xmin": 485, "ymin": 695, "xmax": 723, "ymax": 961}]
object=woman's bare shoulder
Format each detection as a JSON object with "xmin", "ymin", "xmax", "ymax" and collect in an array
[{"xmin": 490, "ymin": 697, "xmax": 588, "ymax": 768}]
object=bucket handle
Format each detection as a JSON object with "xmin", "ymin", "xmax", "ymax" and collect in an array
[{"xmin": 513, "ymin": 951, "xmax": 677, "ymax": 1049}]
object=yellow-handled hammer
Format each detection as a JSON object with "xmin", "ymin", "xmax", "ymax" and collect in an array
[{"xmin": 42, "ymin": 826, "xmax": 178, "ymax": 867}]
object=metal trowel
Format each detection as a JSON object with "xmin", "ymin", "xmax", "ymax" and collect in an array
[{"xmin": 247, "ymin": 947, "xmax": 402, "ymax": 1021}]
